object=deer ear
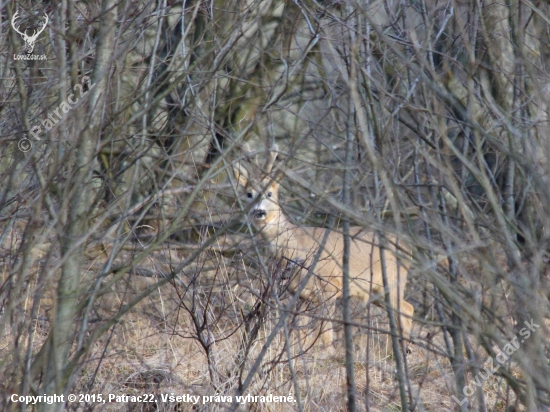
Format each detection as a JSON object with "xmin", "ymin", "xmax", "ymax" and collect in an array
[
  {"xmin": 264, "ymin": 144, "xmax": 279, "ymax": 174},
  {"xmin": 233, "ymin": 163, "xmax": 249, "ymax": 187}
]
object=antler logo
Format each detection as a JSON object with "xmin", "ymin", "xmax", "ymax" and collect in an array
[{"xmin": 11, "ymin": 11, "xmax": 49, "ymax": 54}]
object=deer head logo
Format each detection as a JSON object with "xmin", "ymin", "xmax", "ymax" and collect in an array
[{"xmin": 11, "ymin": 11, "xmax": 49, "ymax": 54}]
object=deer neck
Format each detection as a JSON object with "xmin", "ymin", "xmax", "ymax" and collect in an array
[{"xmin": 258, "ymin": 211, "xmax": 299, "ymax": 255}]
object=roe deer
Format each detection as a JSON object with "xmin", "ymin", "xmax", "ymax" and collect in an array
[{"xmin": 233, "ymin": 144, "xmax": 414, "ymax": 351}]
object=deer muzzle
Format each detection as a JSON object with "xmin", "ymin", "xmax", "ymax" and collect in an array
[{"xmin": 252, "ymin": 210, "xmax": 266, "ymax": 220}]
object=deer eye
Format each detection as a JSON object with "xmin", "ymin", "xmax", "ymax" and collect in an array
[
  {"xmin": 267, "ymin": 192, "xmax": 272, "ymax": 197},
  {"xmin": 247, "ymin": 192, "xmax": 252, "ymax": 198}
]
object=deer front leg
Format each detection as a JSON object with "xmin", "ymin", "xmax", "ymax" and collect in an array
[
  {"xmin": 389, "ymin": 276, "xmax": 414, "ymax": 351},
  {"xmin": 398, "ymin": 300, "xmax": 414, "ymax": 341},
  {"xmin": 293, "ymin": 302, "xmax": 335, "ymax": 357},
  {"xmin": 316, "ymin": 294, "xmax": 338, "ymax": 357}
]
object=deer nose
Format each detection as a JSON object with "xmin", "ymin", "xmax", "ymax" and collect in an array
[{"xmin": 253, "ymin": 210, "xmax": 266, "ymax": 219}]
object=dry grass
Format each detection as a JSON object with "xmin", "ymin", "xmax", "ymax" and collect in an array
[{"xmin": 1, "ymin": 224, "xmax": 540, "ymax": 412}]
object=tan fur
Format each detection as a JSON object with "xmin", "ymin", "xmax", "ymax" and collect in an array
[{"xmin": 234, "ymin": 149, "xmax": 414, "ymax": 349}]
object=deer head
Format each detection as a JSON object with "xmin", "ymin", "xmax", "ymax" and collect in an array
[
  {"xmin": 234, "ymin": 144, "xmax": 284, "ymax": 233},
  {"xmin": 12, "ymin": 11, "xmax": 49, "ymax": 54}
]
